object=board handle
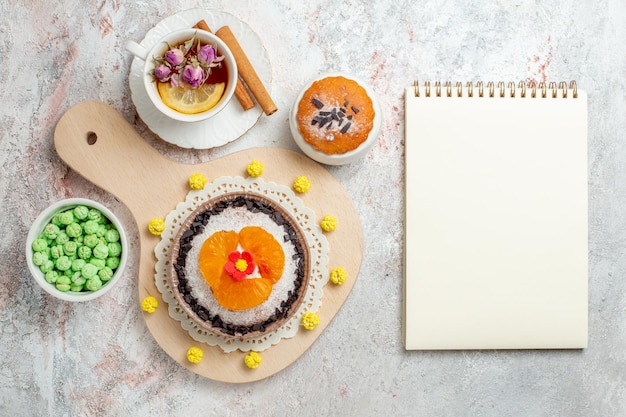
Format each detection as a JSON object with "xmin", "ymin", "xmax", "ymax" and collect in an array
[{"xmin": 54, "ymin": 101, "xmax": 187, "ymax": 211}]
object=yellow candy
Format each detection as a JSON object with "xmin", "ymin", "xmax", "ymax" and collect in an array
[
  {"xmin": 320, "ymin": 215, "xmax": 337, "ymax": 232},
  {"xmin": 189, "ymin": 173, "xmax": 207, "ymax": 190},
  {"xmin": 329, "ymin": 267, "xmax": 347, "ymax": 285},
  {"xmin": 141, "ymin": 296, "xmax": 158, "ymax": 313},
  {"xmin": 301, "ymin": 312, "xmax": 320, "ymax": 330},
  {"xmin": 148, "ymin": 218, "xmax": 165, "ymax": 236},
  {"xmin": 247, "ymin": 160, "xmax": 264, "ymax": 178},
  {"xmin": 186, "ymin": 346, "xmax": 204, "ymax": 364},
  {"xmin": 244, "ymin": 351, "xmax": 262, "ymax": 369},
  {"xmin": 293, "ymin": 175, "xmax": 311, "ymax": 193}
]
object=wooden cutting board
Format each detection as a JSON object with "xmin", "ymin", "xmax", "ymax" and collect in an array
[{"xmin": 54, "ymin": 101, "xmax": 363, "ymax": 383}]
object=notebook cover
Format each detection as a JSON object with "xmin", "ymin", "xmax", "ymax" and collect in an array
[{"xmin": 404, "ymin": 84, "xmax": 588, "ymax": 350}]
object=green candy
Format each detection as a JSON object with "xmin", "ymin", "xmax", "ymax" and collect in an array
[
  {"xmin": 39, "ymin": 260, "xmax": 55, "ymax": 273},
  {"xmin": 105, "ymin": 257, "xmax": 120, "ymax": 270},
  {"xmin": 66, "ymin": 222, "xmax": 82, "ymax": 238},
  {"xmin": 63, "ymin": 241, "xmax": 77, "ymax": 256},
  {"xmin": 58, "ymin": 211, "xmax": 75, "ymax": 225},
  {"xmin": 32, "ymin": 238, "xmax": 48, "ymax": 252},
  {"xmin": 73, "ymin": 205, "xmax": 90, "ymax": 220},
  {"xmin": 85, "ymin": 277, "xmax": 103, "ymax": 291},
  {"xmin": 54, "ymin": 231, "xmax": 70, "ymax": 245},
  {"xmin": 45, "ymin": 270, "xmax": 60, "ymax": 284},
  {"xmin": 77, "ymin": 245, "xmax": 92, "ymax": 260},
  {"xmin": 83, "ymin": 220, "xmax": 99, "ymax": 235},
  {"xmin": 32, "ymin": 251, "xmax": 48, "ymax": 266},
  {"xmin": 98, "ymin": 267, "xmax": 114, "ymax": 282},
  {"xmin": 50, "ymin": 214, "xmax": 62, "ymax": 226},
  {"xmin": 55, "ymin": 276, "xmax": 71, "ymax": 292},
  {"xmin": 71, "ymin": 258, "xmax": 86, "ymax": 272},
  {"xmin": 55, "ymin": 256, "xmax": 72, "ymax": 271},
  {"xmin": 71, "ymin": 273, "xmax": 86, "ymax": 286},
  {"xmin": 107, "ymin": 242, "xmax": 122, "ymax": 257},
  {"xmin": 43, "ymin": 223, "xmax": 60, "ymax": 240},
  {"xmin": 93, "ymin": 243, "xmax": 109, "ymax": 259},
  {"xmin": 33, "ymin": 204, "xmax": 122, "ymax": 294},
  {"xmin": 89, "ymin": 258, "xmax": 105, "ymax": 270},
  {"xmin": 104, "ymin": 229, "xmax": 120, "ymax": 243},
  {"xmin": 81, "ymin": 263, "xmax": 98, "ymax": 279},
  {"xmin": 95, "ymin": 224, "xmax": 106, "ymax": 238},
  {"xmin": 83, "ymin": 234, "xmax": 99, "ymax": 248},
  {"xmin": 87, "ymin": 209, "xmax": 103, "ymax": 223},
  {"xmin": 49, "ymin": 245, "xmax": 63, "ymax": 259}
]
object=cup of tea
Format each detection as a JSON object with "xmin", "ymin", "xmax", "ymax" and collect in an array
[{"xmin": 126, "ymin": 28, "xmax": 237, "ymax": 123}]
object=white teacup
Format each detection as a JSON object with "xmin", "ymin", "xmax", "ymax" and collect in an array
[{"xmin": 126, "ymin": 28, "xmax": 237, "ymax": 123}]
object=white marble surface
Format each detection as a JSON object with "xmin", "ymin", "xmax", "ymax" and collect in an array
[{"xmin": 1, "ymin": 0, "xmax": 625, "ymax": 415}]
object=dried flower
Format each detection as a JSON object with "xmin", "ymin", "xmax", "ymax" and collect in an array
[
  {"xmin": 198, "ymin": 44, "xmax": 216, "ymax": 64},
  {"xmin": 164, "ymin": 48, "xmax": 185, "ymax": 66},
  {"xmin": 154, "ymin": 64, "xmax": 171, "ymax": 81},
  {"xmin": 182, "ymin": 64, "xmax": 204, "ymax": 88},
  {"xmin": 151, "ymin": 33, "xmax": 223, "ymax": 89}
]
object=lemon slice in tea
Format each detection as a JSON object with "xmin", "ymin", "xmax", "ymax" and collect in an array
[{"xmin": 157, "ymin": 82, "xmax": 226, "ymax": 114}]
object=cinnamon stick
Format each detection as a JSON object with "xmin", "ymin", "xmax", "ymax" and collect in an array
[
  {"xmin": 215, "ymin": 25, "xmax": 277, "ymax": 116},
  {"xmin": 193, "ymin": 20, "xmax": 211, "ymax": 32},
  {"xmin": 193, "ymin": 20, "xmax": 255, "ymax": 111}
]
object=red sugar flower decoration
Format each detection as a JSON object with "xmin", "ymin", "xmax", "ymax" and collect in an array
[{"xmin": 224, "ymin": 250, "xmax": 255, "ymax": 281}]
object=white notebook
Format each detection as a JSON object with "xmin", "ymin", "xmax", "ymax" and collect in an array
[{"xmin": 404, "ymin": 81, "xmax": 588, "ymax": 350}]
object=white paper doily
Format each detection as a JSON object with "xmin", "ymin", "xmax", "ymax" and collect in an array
[{"xmin": 154, "ymin": 176, "xmax": 329, "ymax": 352}]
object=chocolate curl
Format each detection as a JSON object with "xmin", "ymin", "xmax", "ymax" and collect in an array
[
  {"xmin": 193, "ymin": 20, "xmax": 255, "ymax": 111},
  {"xmin": 215, "ymin": 25, "xmax": 277, "ymax": 116}
]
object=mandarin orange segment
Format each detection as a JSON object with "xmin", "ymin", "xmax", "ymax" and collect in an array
[
  {"xmin": 198, "ymin": 230, "xmax": 238, "ymax": 289},
  {"xmin": 197, "ymin": 226, "xmax": 287, "ymax": 311},
  {"xmin": 239, "ymin": 226, "xmax": 285, "ymax": 283},
  {"xmin": 213, "ymin": 277, "xmax": 273, "ymax": 310}
]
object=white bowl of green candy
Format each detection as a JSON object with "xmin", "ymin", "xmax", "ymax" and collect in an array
[{"xmin": 26, "ymin": 198, "xmax": 128, "ymax": 302}]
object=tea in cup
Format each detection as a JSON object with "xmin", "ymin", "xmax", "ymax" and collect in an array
[{"xmin": 126, "ymin": 28, "xmax": 237, "ymax": 123}]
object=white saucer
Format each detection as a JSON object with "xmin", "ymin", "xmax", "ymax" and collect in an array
[{"xmin": 128, "ymin": 9, "xmax": 272, "ymax": 149}]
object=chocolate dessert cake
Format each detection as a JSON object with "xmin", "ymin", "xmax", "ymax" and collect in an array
[{"xmin": 169, "ymin": 192, "xmax": 310, "ymax": 340}]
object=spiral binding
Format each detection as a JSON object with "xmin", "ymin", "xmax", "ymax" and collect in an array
[{"xmin": 412, "ymin": 80, "xmax": 578, "ymax": 99}]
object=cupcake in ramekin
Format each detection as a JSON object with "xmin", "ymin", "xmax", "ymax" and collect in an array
[{"xmin": 289, "ymin": 73, "xmax": 382, "ymax": 165}]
